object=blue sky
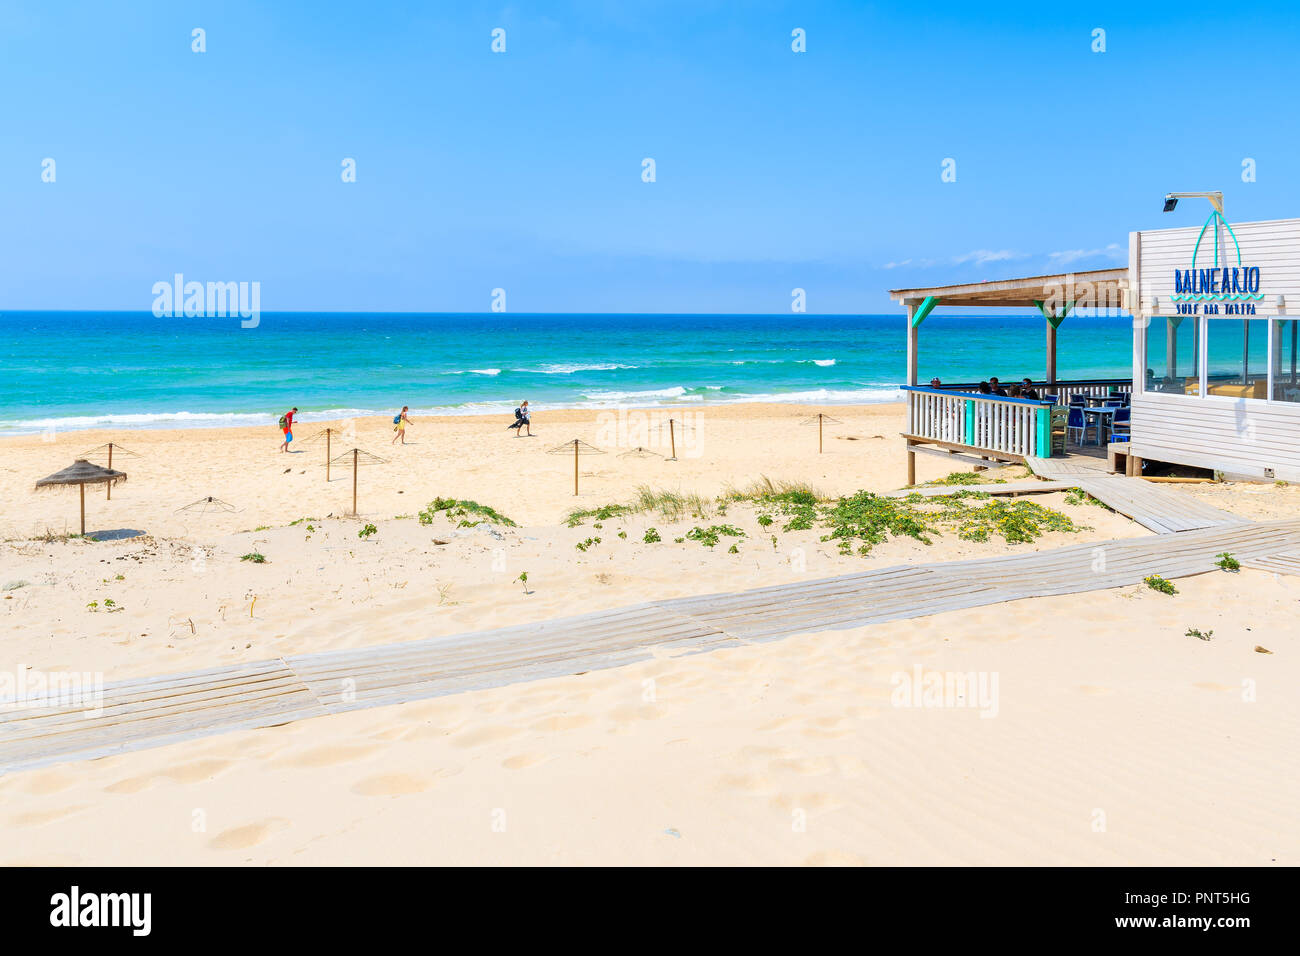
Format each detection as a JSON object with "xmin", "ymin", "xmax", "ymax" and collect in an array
[{"xmin": 3, "ymin": 0, "xmax": 1298, "ymax": 313}]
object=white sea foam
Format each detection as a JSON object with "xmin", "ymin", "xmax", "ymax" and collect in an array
[
  {"xmin": 469, "ymin": 368, "xmax": 501, "ymax": 375},
  {"xmin": 581, "ymin": 386, "xmax": 688, "ymax": 402},
  {"xmin": 0, "ymin": 388, "xmax": 902, "ymax": 436},
  {"xmin": 528, "ymin": 363, "xmax": 638, "ymax": 374}
]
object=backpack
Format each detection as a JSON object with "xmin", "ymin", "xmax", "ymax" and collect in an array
[
  {"xmin": 393, "ymin": 414, "xmax": 402, "ymax": 425},
  {"xmin": 514, "ymin": 407, "xmax": 522, "ymax": 420},
  {"xmin": 278, "ymin": 414, "xmax": 288, "ymax": 429}
]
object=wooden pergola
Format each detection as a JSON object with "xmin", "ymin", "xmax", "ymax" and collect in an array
[
  {"xmin": 889, "ymin": 268, "xmax": 1133, "ymax": 483},
  {"xmin": 891, "ymin": 268, "xmax": 1131, "ymax": 386}
]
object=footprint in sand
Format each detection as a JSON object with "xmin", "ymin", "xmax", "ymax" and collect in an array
[
  {"xmin": 10, "ymin": 804, "xmax": 86, "ymax": 827},
  {"xmin": 771, "ymin": 755, "xmax": 837, "ymax": 777},
  {"xmin": 274, "ymin": 743, "xmax": 378, "ymax": 769},
  {"xmin": 800, "ymin": 716, "xmax": 854, "ymax": 740},
  {"xmin": 350, "ymin": 773, "xmax": 435, "ymax": 796},
  {"xmin": 208, "ymin": 817, "xmax": 290, "ymax": 850},
  {"xmin": 165, "ymin": 758, "xmax": 234, "ymax": 783},
  {"xmin": 16, "ymin": 769, "xmax": 79, "ymax": 795},
  {"xmin": 1078, "ymin": 685, "xmax": 1115, "ymax": 696},
  {"xmin": 104, "ymin": 758, "xmax": 233, "ymax": 794},
  {"xmin": 715, "ymin": 772, "xmax": 777, "ymax": 795},
  {"xmin": 502, "ymin": 753, "xmax": 551, "ymax": 770},
  {"xmin": 449, "ymin": 725, "xmax": 524, "ymax": 748},
  {"xmin": 529, "ymin": 714, "xmax": 592, "ymax": 733},
  {"xmin": 608, "ymin": 703, "xmax": 669, "ymax": 725},
  {"xmin": 1193, "ymin": 682, "xmax": 1236, "ymax": 692}
]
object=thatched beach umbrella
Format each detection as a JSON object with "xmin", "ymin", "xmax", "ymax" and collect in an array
[{"xmin": 35, "ymin": 459, "xmax": 127, "ymax": 536}]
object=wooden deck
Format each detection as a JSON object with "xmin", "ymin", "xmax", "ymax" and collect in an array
[
  {"xmin": 1025, "ymin": 456, "xmax": 1240, "ymax": 534},
  {"xmin": 5, "ymin": 517, "xmax": 1298, "ymax": 775}
]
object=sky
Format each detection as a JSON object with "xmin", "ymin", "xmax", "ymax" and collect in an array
[{"xmin": 3, "ymin": 0, "xmax": 1299, "ymax": 314}]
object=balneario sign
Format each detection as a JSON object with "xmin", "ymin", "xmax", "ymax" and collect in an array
[{"xmin": 1172, "ymin": 211, "xmax": 1263, "ymax": 315}]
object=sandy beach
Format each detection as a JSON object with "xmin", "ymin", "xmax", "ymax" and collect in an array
[{"xmin": 1, "ymin": 401, "xmax": 1297, "ymax": 865}]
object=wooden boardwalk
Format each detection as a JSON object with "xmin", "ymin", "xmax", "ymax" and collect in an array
[
  {"xmin": 1243, "ymin": 549, "xmax": 1300, "ymax": 576},
  {"xmin": 1025, "ymin": 456, "xmax": 1240, "ymax": 533},
  {"xmin": 884, "ymin": 480, "xmax": 1074, "ymax": 498},
  {"xmin": 5, "ymin": 517, "xmax": 1298, "ymax": 775}
]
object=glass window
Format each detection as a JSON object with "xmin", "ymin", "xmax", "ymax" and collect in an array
[
  {"xmin": 1274, "ymin": 319, "xmax": 1300, "ymax": 403},
  {"xmin": 1205, "ymin": 318, "xmax": 1269, "ymax": 399},
  {"xmin": 1143, "ymin": 316, "xmax": 1199, "ymax": 394}
]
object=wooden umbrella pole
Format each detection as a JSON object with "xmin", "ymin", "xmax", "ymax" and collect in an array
[
  {"xmin": 669, "ymin": 419, "xmax": 677, "ymax": 460},
  {"xmin": 326, "ymin": 429, "xmax": 331, "ymax": 482},
  {"xmin": 79, "ymin": 483, "xmax": 86, "ymax": 536},
  {"xmin": 573, "ymin": 440, "xmax": 579, "ymax": 496},
  {"xmin": 106, "ymin": 444, "xmax": 113, "ymax": 499},
  {"xmin": 818, "ymin": 414, "xmax": 823, "ymax": 453},
  {"xmin": 353, "ymin": 448, "xmax": 359, "ymax": 515}
]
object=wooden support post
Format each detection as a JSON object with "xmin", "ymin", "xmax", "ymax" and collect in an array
[
  {"xmin": 818, "ymin": 414, "xmax": 824, "ymax": 453},
  {"xmin": 106, "ymin": 444, "xmax": 113, "ymax": 500},
  {"xmin": 573, "ymin": 440, "xmax": 579, "ymax": 495},
  {"xmin": 1046, "ymin": 321, "xmax": 1057, "ymax": 386},
  {"xmin": 668, "ymin": 420, "xmax": 677, "ymax": 461},
  {"xmin": 79, "ymin": 483, "xmax": 86, "ymax": 536},
  {"xmin": 906, "ymin": 305, "xmax": 919, "ymax": 386},
  {"xmin": 352, "ymin": 448, "xmax": 358, "ymax": 515},
  {"xmin": 326, "ymin": 428, "xmax": 332, "ymax": 481},
  {"xmin": 906, "ymin": 445, "xmax": 916, "ymax": 486}
]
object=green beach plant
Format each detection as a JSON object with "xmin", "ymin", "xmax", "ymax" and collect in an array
[
  {"xmin": 1214, "ymin": 552, "xmax": 1240, "ymax": 571},
  {"xmin": 418, "ymin": 498, "xmax": 517, "ymax": 527},
  {"xmin": 1144, "ymin": 574, "xmax": 1177, "ymax": 595}
]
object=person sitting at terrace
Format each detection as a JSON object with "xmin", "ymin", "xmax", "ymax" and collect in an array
[
  {"xmin": 1020, "ymin": 378, "xmax": 1039, "ymax": 399},
  {"xmin": 1008, "ymin": 384, "xmax": 1024, "ymax": 398},
  {"xmin": 929, "ymin": 377, "xmax": 942, "ymax": 387},
  {"xmin": 977, "ymin": 381, "xmax": 992, "ymax": 394}
]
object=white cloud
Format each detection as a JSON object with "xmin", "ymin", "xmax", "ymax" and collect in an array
[
  {"xmin": 1047, "ymin": 243, "xmax": 1125, "ymax": 266},
  {"xmin": 952, "ymin": 249, "xmax": 1027, "ymax": 266}
]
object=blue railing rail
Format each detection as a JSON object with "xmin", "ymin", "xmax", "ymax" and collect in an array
[{"xmin": 899, "ymin": 384, "xmax": 1048, "ymax": 406}]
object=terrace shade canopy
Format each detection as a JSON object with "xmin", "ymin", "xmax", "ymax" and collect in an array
[
  {"xmin": 890, "ymin": 268, "xmax": 1130, "ymax": 385},
  {"xmin": 35, "ymin": 459, "xmax": 128, "ymax": 536}
]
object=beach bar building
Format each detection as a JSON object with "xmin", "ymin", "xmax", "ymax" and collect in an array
[{"xmin": 891, "ymin": 213, "xmax": 1300, "ymax": 484}]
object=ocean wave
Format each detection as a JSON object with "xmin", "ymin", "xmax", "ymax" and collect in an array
[
  {"xmin": 0, "ymin": 388, "xmax": 903, "ymax": 436},
  {"xmin": 810, "ymin": 359, "xmax": 836, "ymax": 367},
  {"xmin": 469, "ymin": 368, "xmax": 501, "ymax": 376},
  {"xmin": 527, "ymin": 363, "xmax": 638, "ymax": 374},
  {"xmin": 581, "ymin": 386, "xmax": 687, "ymax": 401}
]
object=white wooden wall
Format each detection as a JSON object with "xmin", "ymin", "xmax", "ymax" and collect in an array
[{"xmin": 1129, "ymin": 218, "xmax": 1300, "ymax": 480}]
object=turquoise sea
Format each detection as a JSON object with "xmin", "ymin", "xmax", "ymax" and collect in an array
[{"xmin": 0, "ymin": 311, "xmax": 1134, "ymax": 435}]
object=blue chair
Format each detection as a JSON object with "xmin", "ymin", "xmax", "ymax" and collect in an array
[
  {"xmin": 1044, "ymin": 394, "xmax": 1059, "ymax": 404},
  {"xmin": 1104, "ymin": 397, "xmax": 1124, "ymax": 407},
  {"xmin": 1069, "ymin": 394, "xmax": 1088, "ymax": 406},
  {"xmin": 1110, "ymin": 406, "xmax": 1131, "ymax": 440},
  {"xmin": 1066, "ymin": 406, "xmax": 1098, "ymax": 445}
]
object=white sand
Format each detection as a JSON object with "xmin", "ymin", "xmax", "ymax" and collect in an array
[{"xmin": 1, "ymin": 403, "xmax": 1296, "ymax": 865}]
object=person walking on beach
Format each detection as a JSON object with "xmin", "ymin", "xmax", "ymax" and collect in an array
[
  {"xmin": 391, "ymin": 406, "xmax": 413, "ymax": 445},
  {"xmin": 507, "ymin": 400, "xmax": 533, "ymax": 437},
  {"xmin": 278, "ymin": 407, "xmax": 297, "ymax": 452}
]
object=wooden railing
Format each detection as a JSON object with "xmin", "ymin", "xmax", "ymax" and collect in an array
[
  {"xmin": 903, "ymin": 386, "xmax": 1046, "ymax": 459},
  {"xmin": 926, "ymin": 378, "xmax": 1131, "ymax": 401}
]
